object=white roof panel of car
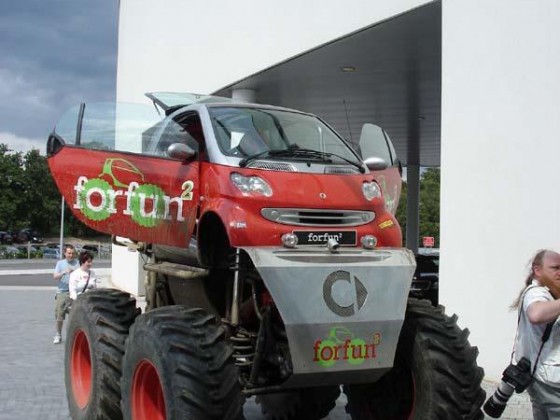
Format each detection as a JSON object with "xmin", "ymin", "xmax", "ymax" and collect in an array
[{"xmin": 145, "ymin": 92, "xmax": 238, "ymax": 110}]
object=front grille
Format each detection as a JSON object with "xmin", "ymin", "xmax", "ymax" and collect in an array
[
  {"xmin": 246, "ymin": 161, "xmax": 297, "ymax": 172},
  {"xmin": 324, "ymin": 166, "xmax": 360, "ymax": 174},
  {"xmin": 261, "ymin": 208, "xmax": 374, "ymax": 226}
]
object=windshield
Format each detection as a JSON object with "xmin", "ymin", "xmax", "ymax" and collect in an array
[{"xmin": 208, "ymin": 107, "xmax": 359, "ymax": 163}]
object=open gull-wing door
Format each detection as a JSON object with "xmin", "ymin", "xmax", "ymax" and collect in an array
[
  {"xmin": 146, "ymin": 92, "xmax": 236, "ymax": 116},
  {"xmin": 47, "ymin": 102, "xmax": 200, "ymax": 248},
  {"xmin": 358, "ymin": 123, "xmax": 402, "ymax": 215}
]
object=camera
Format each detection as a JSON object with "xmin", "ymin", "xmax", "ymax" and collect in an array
[
  {"xmin": 61, "ymin": 297, "xmax": 73, "ymax": 316},
  {"xmin": 483, "ymin": 357, "xmax": 532, "ymax": 418}
]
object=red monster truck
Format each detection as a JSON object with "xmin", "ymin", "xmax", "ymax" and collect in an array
[{"xmin": 47, "ymin": 93, "xmax": 485, "ymax": 420}]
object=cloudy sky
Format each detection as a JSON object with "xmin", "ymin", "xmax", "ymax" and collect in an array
[{"xmin": 0, "ymin": 0, "xmax": 118, "ymax": 154}]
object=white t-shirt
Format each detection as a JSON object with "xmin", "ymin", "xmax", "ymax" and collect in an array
[
  {"xmin": 515, "ymin": 280, "xmax": 560, "ymax": 386},
  {"xmin": 68, "ymin": 267, "xmax": 97, "ymax": 300}
]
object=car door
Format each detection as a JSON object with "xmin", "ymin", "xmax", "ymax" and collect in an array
[
  {"xmin": 358, "ymin": 123, "xmax": 402, "ymax": 215},
  {"xmin": 47, "ymin": 102, "xmax": 200, "ymax": 248}
]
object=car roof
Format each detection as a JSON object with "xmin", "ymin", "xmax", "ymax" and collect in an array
[
  {"xmin": 145, "ymin": 92, "xmax": 238, "ymax": 111},
  {"xmin": 145, "ymin": 91, "xmax": 311, "ymax": 117}
]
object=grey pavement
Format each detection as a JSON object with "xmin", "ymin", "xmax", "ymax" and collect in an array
[
  {"xmin": 0, "ymin": 286, "xmax": 349, "ymax": 419},
  {"xmin": 0, "ymin": 268, "xmax": 533, "ymax": 419}
]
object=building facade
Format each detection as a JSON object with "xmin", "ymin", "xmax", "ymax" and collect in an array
[{"xmin": 115, "ymin": 0, "xmax": 560, "ymax": 380}]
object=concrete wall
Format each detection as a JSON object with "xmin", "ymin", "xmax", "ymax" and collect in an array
[
  {"xmin": 114, "ymin": 0, "xmax": 430, "ymax": 293},
  {"xmin": 115, "ymin": 0, "xmax": 560, "ymax": 381},
  {"xmin": 116, "ymin": 0, "xmax": 430, "ymax": 103},
  {"xmin": 441, "ymin": 0, "xmax": 560, "ymax": 380}
]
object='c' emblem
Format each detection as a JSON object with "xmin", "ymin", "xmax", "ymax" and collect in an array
[
  {"xmin": 323, "ymin": 270, "xmax": 368, "ymax": 317},
  {"xmin": 319, "ymin": 193, "xmax": 327, "ymax": 199}
]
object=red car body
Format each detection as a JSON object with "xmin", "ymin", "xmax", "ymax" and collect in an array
[{"xmin": 47, "ymin": 95, "xmax": 402, "ymax": 254}]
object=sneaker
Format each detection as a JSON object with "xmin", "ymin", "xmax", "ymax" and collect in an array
[{"xmin": 53, "ymin": 334, "xmax": 62, "ymax": 344}]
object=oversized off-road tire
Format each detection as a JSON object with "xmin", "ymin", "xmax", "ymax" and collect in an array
[
  {"xmin": 344, "ymin": 298, "xmax": 485, "ymax": 420},
  {"xmin": 121, "ymin": 306, "xmax": 244, "ymax": 420},
  {"xmin": 256, "ymin": 386, "xmax": 341, "ymax": 420},
  {"xmin": 65, "ymin": 289, "xmax": 140, "ymax": 420}
]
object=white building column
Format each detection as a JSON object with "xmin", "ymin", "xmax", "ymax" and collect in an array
[
  {"xmin": 441, "ymin": 0, "xmax": 560, "ymax": 380},
  {"xmin": 232, "ymin": 88, "xmax": 256, "ymax": 103}
]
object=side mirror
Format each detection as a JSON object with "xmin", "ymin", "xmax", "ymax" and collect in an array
[
  {"xmin": 364, "ymin": 156, "xmax": 388, "ymax": 171},
  {"xmin": 168, "ymin": 143, "xmax": 196, "ymax": 160},
  {"xmin": 47, "ymin": 133, "xmax": 65, "ymax": 157}
]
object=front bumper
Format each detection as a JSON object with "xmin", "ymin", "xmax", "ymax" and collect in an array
[{"xmin": 241, "ymin": 246, "xmax": 416, "ymax": 387}]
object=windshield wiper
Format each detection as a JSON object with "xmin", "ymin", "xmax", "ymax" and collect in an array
[
  {"xmin": 239, "ymin": 150, "xmax": 274, "ymax": 168},
  {"xmin": 286, "ymin": 146, "xmax": 365, "ymax": 173},
  {"xmin": 239, "ymin": 147, "xmax": 333, "ymax": 167},
  {"xmin": 239, "ymin": 146, "xmax": 365, "ymax": 173},
  {"xmin": 327, "ymin": 151, "xmax": 366, "ymax": 173}
]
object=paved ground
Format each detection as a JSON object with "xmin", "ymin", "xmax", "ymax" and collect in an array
[{"xmin": 0, "ymin": 263, "xmax": 533, "ymax": 419}]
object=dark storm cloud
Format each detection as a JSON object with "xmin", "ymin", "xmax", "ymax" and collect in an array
[{"xmin": 0, "ymin": 0, "xmax": 118, "ymax": 150}]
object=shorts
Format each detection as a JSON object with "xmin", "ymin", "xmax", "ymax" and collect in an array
[
  {"xmin": 55, "ymin": 292, "xmax": 70, "ymax": 321},
  {"xmin": 528, "ymin": 378, "xmax": 560, "ymax": 420}
]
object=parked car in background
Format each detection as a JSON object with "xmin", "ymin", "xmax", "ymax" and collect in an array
[
  {"xmin": 16, "ymin": 228, "xmax": 44, "ymax": 244},
  {"xmin": 0, "ymin": 245, "xmax": 20, "ymax": 259},
  {"xmin": 82, "ymin": 244, "xmax": 99, "ymax": 254},
  {"xmin": 410, "ymin": 250, "xmax": 439, "ymax": 306},
  {"xmin": 15, "ymin": 245, "xmax": 40, "ymax": 258},
  {"xmin": 42, "ymin": 247, "xmax": 61, "ymax": 259},
  {"xmin": 0, "ymin": 231, "xmax": 14, "ymax": 244}
]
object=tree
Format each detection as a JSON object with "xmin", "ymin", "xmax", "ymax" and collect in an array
[
  {"xmin": 0, "ymin": 143, "xmax": 102, "ymax": 238},
  {"xmin": 20, "ymin": 149, "xmax": 61, "ymax": 234},
  {"xmin": 396, "ymin": 180, "xmax": 407, "ymax": 244},
  {"xmin": 418, "ymin": 168, "xmax": 440, "ymax": 247},
  {"xmin": 395, "ymin": 168, "xmax": 440, "ymax": 248},
  {"xmin": 0, "ymin": 145, "xmax": 25, "ymax": 230}
]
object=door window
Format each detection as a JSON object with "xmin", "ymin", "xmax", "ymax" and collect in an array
[
  {"xmin": 358, "ymin": 123, "xmax": 396, "ymax": 166},
  {"xmin": 48, "ymin": 102, "xmax": 200, "ymax": 248},
  {"xmin": 149, "ymin": 112, "xmax": 205, "ymax": 158}
]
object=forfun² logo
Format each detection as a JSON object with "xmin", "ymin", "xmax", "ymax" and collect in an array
[
  {"xmin": 72, "ymin": 158, "xmax": 194, "ymax": 228},
  {"xmin": 307, "ymin": 232, "xmax": 343, "ymax": 243},
  {"xmin": 313, "ymin": 326, "xmax": 382, "ymax": 367}
]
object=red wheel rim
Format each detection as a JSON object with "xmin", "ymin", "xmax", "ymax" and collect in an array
[
  {"xmin": 131, "ymin": 360, "xmax": 166, "ymax": 420},
  {"xmin": 407, "ymin": 375, "xmax": 416, "ymax": 419},
  {"xmin": 70, "ymin": 329, "xmax": 92, "ymax": 409}
]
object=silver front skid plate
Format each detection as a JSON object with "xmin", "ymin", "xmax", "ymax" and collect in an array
[{"xmin": 240, "ymin": 246, "xmax": 416, "ymax": 387}]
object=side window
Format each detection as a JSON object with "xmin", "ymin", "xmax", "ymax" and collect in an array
[
  {"xmin": 51, "ymin": 102, "xmax": 163, "ymax": 154},
  {"xmin": 80, "ymin": 103, "xmax": 160, "ymax": 153},
  {"xmin": 151, "ymin": 112, "xmax": 205, "ymax": 158},
  {"xmin": 384, "ymin": 130, "xmax": 397, "ymax": 166},
  {"xmin": 358, "ymin": 123, "xmax": 395, "ymax": 166},
  {"xmin": 179, "ymin": 113, "xmax": 205, "ymax": 152}
]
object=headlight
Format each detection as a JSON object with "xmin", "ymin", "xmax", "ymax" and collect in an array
[
  {"xmin": 362, "ymin": 181, "xmax": 381, "ymax": 201},
  {"xmin": 230, "ymin": 173, "xmax": 273, "ymax": 197}
]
